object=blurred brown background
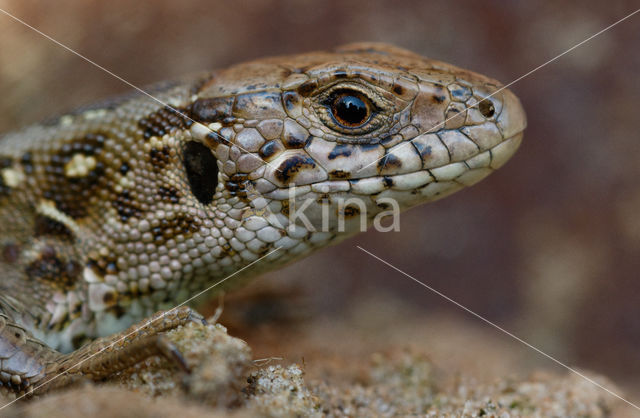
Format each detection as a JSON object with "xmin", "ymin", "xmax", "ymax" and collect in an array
[{"xmin": 1, "ymin": 0, "xmax": 639, "ymax": 399}]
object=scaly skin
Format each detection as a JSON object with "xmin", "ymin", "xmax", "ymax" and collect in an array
[{"xmin": 0, "ymin": 43, "xmax": 526, "ymax": 398}]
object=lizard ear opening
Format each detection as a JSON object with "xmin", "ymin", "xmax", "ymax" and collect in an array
[{"xmin": 183, "ymin": 141, "xmax": 219, "ymax": 205}]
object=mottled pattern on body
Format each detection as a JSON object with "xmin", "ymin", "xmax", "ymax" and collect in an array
[{"xmin": 0, "ymin": 43, "xmax": 525, "ymax": 397}]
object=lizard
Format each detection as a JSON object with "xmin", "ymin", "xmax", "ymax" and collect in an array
[{"xmin": 0, "ymin": 42, "xmax": 526, "ymax": 398}]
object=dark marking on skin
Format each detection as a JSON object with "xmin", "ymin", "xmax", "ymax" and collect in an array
[
  {"xmin": 450, "ymin": 86, "xmax": 470, "ymax": 100},
  {"xmin": 360, "ymin": 143, "xmax": 381, "ymax": 152},
  {"xmin": 328, "ymin": 144, "xmax": 353, "ymax": 160},
  {"xmin": 113, "ymin": 190, "xmax": 143, "ymax": 222},
  {"xmin": 206, "ymin": 131, "xmax": 227, "ymax": 148},
  {"xmin": 189, "ymin": 97, "xmax": 233, "ymax": 124},
  {"xmin": 0, "ymin": 177, "xmax": 10, "ymax": 197},
  {"xmin": 2, "ymin": 243, "xmax": 20, "ymax": 264},
  {"xmin": 341, "ymin": 204, "xmax": 361, "ymax": 218},
  {"xmin": 102, "ymin": 292, "xmax": 116, "ymax": 305},
  {"xmin": 233, "ymin": 92, "xmax": 282, "ymax": 118},
  {"xmin": 105, "ymin": 262, "xmax": 117, "ymax": 275},
  {"xmin": 149, "ymin": 146, "xmax": 172, "ymax": 169},
  {"xmin": 379, "ymin": 136, "xmax": 395, "ymax": 147},
  {"xmin": 432, "ymin": 95, "xmax": 446, "ymax": 104},
  {"xmin": 183, "ymin": 141, "xmax": 219, "ymax": 205},
  {"xmin": 230, "ymin": 173, "xmax": 248, "ymax": 183},
  {"xmin": 275, "ymin": 154, "xmax": 316, "ymax": 184},
  {"xmin": 280, "ymin": 199, "xmax": 290, "ymax": 217},
  {"xmin": 316, "ymin": 194, "xmax": 331, "ymax": 205},
  {"xmin": 225, "ymin": 173, "xmax": 250, "ymax": 197},
  {"xmin": 393, "ymin": 85, "xmax": 404, "ymax": 95},
  {"xmin": 87, "ymin": 254, "xmax": 119, "ymax": 277},
  {"xmin": 138, "ymin": 106, "xmax": 192, "ymax": 139},
  {"xmin": 119, "ymin": 162, "xmax": 130, "ymax": 175},
  {"xmin": 42, "ymin": 133, "xmax": 107, "ymax": 218},
  {"xmin": 71, "ymin": 333, "xmax": 88, "ymax": 350},
  {"xmin": 21, "ymin": 152, "xmax": 34, "ymax": 174},
  {"xmin": 25, "ymin": 247, "xmax": 80, "ymax": 291},
  {"xmin": 259, "ymin": 141, "xmax": 279, "ymax": 159},
  {"xmin": 329, "ymin": 170, "xmax": 351, "ymax": 179},
  {"xmin": 377, "ymin": 153, "xmax": 403, "ymax": 172},
  {"xmin": 151, "ymin": 214, "xmax": 201, "ymax": 244},
  {"xmin": 158, "ymin": 185, "xmax": 181, "ymax": 204},
  {"xmin": 297, "ymin": 80, "xmax": 318, "ymax": 97},
  {"xmin": 382, "ymin": 177, "xmax": 394, "ymax": 188},
  {"xmin": 34, "ymin": 215, "xmax": 74, "ymax": 241},
  {"xmin": 282, "ymin": 131, "xmax": 307, "ymax": 149},
  {"xmin": 281, "ymin": 91, "xmax": 302, "ymax": 114},
  {"xmin": 412, "ymin": 141, "xmax": 432, "ymax": 158}
]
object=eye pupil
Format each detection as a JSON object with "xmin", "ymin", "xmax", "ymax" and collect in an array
[
  {"xmin": 478, "ymin": 99, "xmax": 495, "ymax": 118},
  {"xmin": 332, "ymin": 93, "xmax": 370, "ymax": 127}
]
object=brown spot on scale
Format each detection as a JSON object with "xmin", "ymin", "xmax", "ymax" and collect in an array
[
  {"xmin": 138, "ymin": 106, "xmax": 192, "ymax": 139},
  {"xmin": 329, "ymin": 170, "xmax": 351, "ymax": 179},
  {"xmin": 34, "ymin": 214, "xmax": 74, "ymax": 241},
  {"xmin": 112, "ymin": 190, "xmax": 143, "ymax": 222},
  {"xmin": 274, "ymin": 154, "xmax": 317, "ymax": 184},
  {"xmin": 412, "ymin": 141, "xmax": 432, "ymax": 158},
  {"xmin": 377, "ymin": 153, "xmax": 403, "ymax": 173},
  {"xmin": 328, "ymin": 144, "xmax": 353, "ymax": 160},
  {"xmin": 259, "ymin": 141, "xmax": 282, "ymax": 160},
  {"xmin": 149, "ymin": 146, "xmax": 172, "ymax": 169},
  {"xmin": 282, "ymin": 121, "xmax": 308, "ymax": 149},
  {"xmin": 188, "ymin": 97, "xmax": 233, "ymax": 124},
  {"xmin": 340, "ymin": 204, "xmax": 361, "ymax": 218},
  {"xmin": 432, "ymin": 94, "xmax": 446, "ymax": 104},
  {"xmin": 224, "ymin": 178, "xmax": 249, "ymax": 197},
  {"xmin": 206, "ymin": 131, "xmax": 227, "ymax": 148},
  {"xmin": 157, "ymin": 185, "xmax": 181, "ymax": 204},
  {"xmin": 25, "ymin": 247, "xmax": 81, "ymax": 291},
  {"xmin": 42, "ymin": 133, "xmax": 107, "ymax": 219},
  {"xmin": 21, "ymin": 152, "xmax": 34, "ymax": 174},
  {"xmin": 119, "ymin": 162, "xmax": 130, "ymax": 175},
  {"xmin": 280, "ymin": 199, "xmax": 290, "ymax": 216},
  {"xmin": 296, "ymin": 80, "xmax": 318, "ymax": 97},
  {"xmin": 151, "ymin": 214, "xmax": 201, "ymax": 245}
]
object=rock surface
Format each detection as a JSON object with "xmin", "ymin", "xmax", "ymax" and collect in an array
[{"xmin": 2, "ymin": 312, "xmax": 628, "ymax": 417}]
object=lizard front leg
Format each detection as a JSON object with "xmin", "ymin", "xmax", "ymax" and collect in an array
[{"xmin": 1, "ymin": 307, "xmax": 203, "ymax": 398}]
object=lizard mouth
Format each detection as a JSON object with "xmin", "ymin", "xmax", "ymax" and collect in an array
[{"xmin": 259, "ymin": 130, "xmax": 523, "ymax": 206}]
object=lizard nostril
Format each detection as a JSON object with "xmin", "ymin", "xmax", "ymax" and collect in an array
[
  {"xmin": 182, "ymin": 141, "xmax": 219, "ymax": 205},
  {"xmin": 478, "ymin": 99, "xmax": 496, "ymax": 118}
]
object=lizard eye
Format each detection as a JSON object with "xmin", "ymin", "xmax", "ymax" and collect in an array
[
  {"xmin": 329, "ymin": 90, "xmax": 372, "ymax": 128},
  {"xmin": 315, "ymin": 83, "xmax": 389, "ymax": 137}
]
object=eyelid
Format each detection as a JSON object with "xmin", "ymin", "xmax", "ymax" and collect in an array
[{"xmin": 314, "ymin": 81, "xmax": 389, "ymax": 110}]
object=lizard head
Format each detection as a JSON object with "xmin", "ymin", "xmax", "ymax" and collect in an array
[{"xmin": 184, "ymin": 42, "xmax": 526, "ymax": 249}]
